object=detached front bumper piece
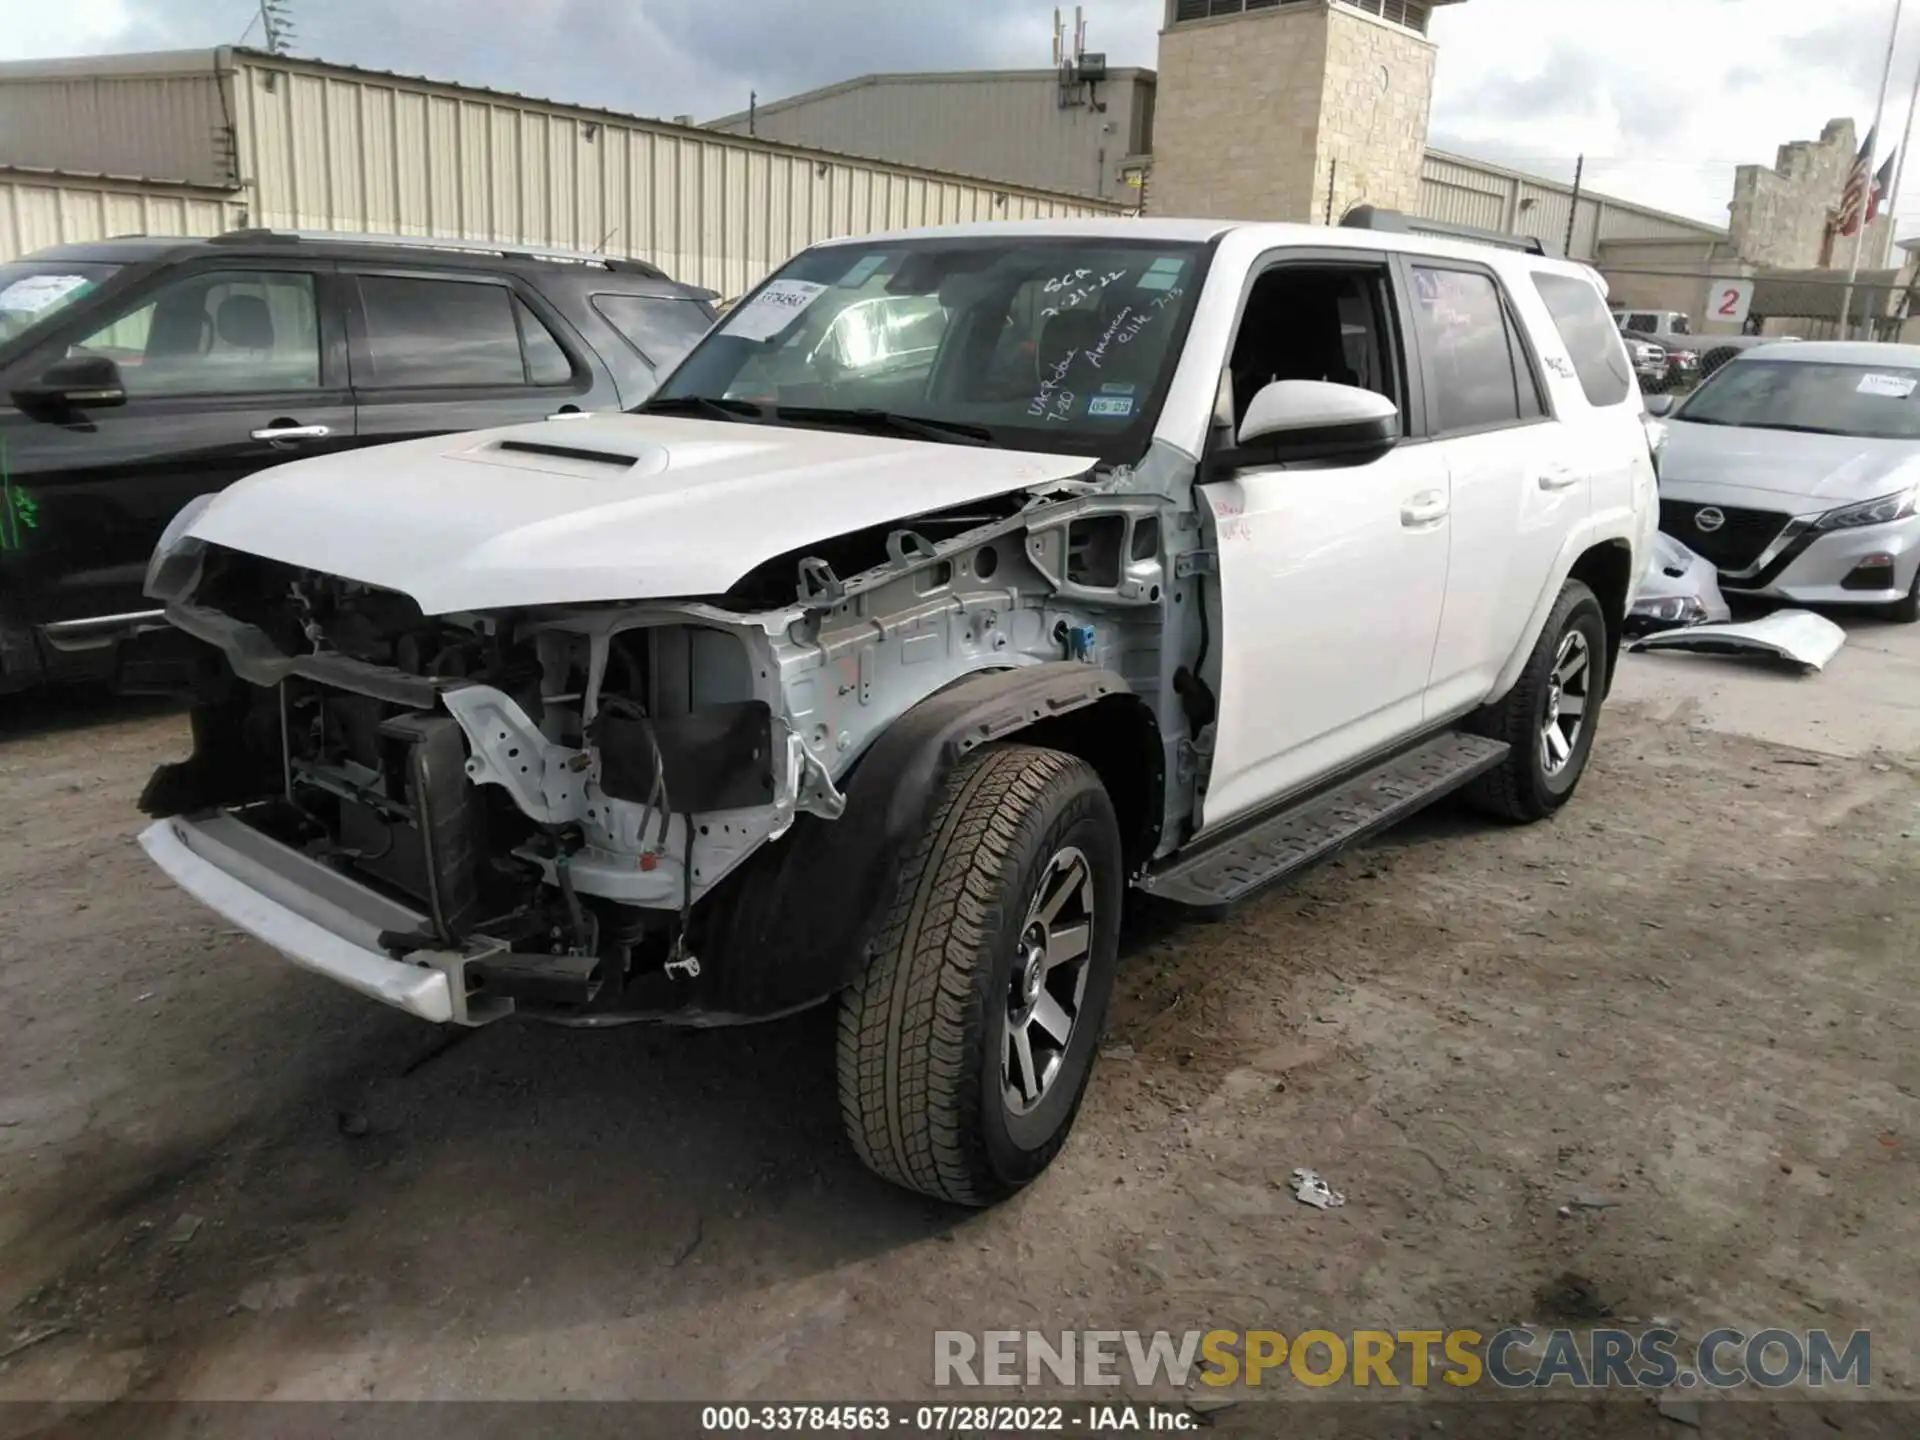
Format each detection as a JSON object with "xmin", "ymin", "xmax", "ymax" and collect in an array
[{"xmin": 138, "ymin": 813, "xmax": 498, "ymax": 1025}]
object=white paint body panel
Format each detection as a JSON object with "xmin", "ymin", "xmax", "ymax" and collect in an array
[
  {"xmin": 1197, "ymin": 445, "xmax": 1451, "ymax": 826},
  {"xmin": 1425, "ymin": 421, "xmax": 1591, "ymax": 718},
  {"xmin": 138, "ymin": 818, "xmax": 455, "ymax": 1024},
  {"xmin": 1630, "ymin": 610, "xmax": 1847, "ymax": 671},
  {"xmin": 184, "ymin": 413, "xmax": 1097, "ymax": 615}
]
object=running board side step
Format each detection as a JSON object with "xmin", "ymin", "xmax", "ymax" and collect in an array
[{"xmin": 1139, "ymin": 731, "xmax": 1510, "ymax": 916}]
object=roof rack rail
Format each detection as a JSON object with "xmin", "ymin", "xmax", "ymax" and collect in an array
[
  {"xmin": 1339, "ymin": 205, "xmax": 1547, "ymax": 257},
  {"xmin": 206, "ymin": 228, "xmax": 663, "ymax": 273}
]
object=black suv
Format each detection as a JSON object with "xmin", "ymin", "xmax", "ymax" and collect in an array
[{"xmin": 0, "ymin": 230, "xmax": 717, "ymax": 693}]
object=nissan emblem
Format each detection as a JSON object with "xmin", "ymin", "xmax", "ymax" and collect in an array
[{"xmin": 1694, "ymin": 507, "xmax": 1727, "ymax": 534}]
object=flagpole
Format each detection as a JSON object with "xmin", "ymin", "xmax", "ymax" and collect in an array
[
  {"xmin": 1888, "ymin": 47, "xmax": 1920, "ymax": 257},
  {"xmin": 1843, "ymin": 0, "xmax": 1906, "ymax": 339}
]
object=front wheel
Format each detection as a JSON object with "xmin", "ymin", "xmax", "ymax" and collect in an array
[
  {"xmin": 1465, "ymin": 580, "xmax": 1610, "ymax": 823},
  {"xmin": 836, "ymin": 744, "xmax": 1122, "ymax": 1206}
]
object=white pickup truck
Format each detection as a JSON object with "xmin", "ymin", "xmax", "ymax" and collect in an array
[{"xmin": 137, "ymin": 213, "xmax": 1656, "ymax": 1205}]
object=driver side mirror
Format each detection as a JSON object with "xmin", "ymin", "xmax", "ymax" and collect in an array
[
  {"xmin": 1231, "ymin": 379, "xmax": 1399, "ymax": 465},
  {"xmin": 12, "ymin": 354, "xmax": 126, "ymax": 411},
  {"xmin": 1642, "ymin": 393, "xmax": 1676, "ymax": 418}
]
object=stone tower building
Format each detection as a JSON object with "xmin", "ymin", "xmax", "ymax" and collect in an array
[{"xmin": 1149, "ymin": 0, "xmax": 1467, "ymax": 222}]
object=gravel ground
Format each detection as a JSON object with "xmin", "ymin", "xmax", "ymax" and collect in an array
[{"xmin": 0, "ymin": 630, "xmax": 1916, "ymax": 1435}]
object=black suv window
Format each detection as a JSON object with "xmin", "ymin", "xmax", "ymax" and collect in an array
[
  {"xmin": 69, "ymin": 270, "xmax": 320, "ymax": 396},
  {"xmin": 357, "ymin": 276, "xmax": 572, "ymax": 388},
  {"xmin": 1409, "ymin": 266, "xmax": 1535, "ymax": 434},
  {"xmin": 1532, "ymin": 273, "xmax": 1632, "ymax": 409},
  {"xmin": 592, "ymin": 293, "xmax": 713, "ymax": 371}
]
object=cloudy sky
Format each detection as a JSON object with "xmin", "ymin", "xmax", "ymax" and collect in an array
[{"xmin": 9, "ymin": 0, "xmax": 1919, "ymax": 228}]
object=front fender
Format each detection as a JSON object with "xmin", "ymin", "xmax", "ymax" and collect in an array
[{"xmin": 693, "ymin": 662, "xmax": 1132, "ymax": 1014}]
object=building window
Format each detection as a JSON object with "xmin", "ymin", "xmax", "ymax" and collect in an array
[{"xmin": 1172, "ymin": 0, "xmax": 1430, "ymax": 32}]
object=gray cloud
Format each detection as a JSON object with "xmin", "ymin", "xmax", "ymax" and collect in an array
[{"xmin": 10, "ymin": 0, "xmax": 1912, "ymax": 232}]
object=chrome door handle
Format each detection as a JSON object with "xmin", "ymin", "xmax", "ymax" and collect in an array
[
  {"xmin": 252, "ymin": 424, "xmax": 331, "ymax": 442},
  {"xmin": 1400, "ymin": 491, "xmax": 1449, "ymax": 527},
  {"xmin": 1538, "ymin": 467, "xmax": 1582, "ymax": 491}
]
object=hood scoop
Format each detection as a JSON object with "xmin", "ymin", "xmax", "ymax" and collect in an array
[{"xmin": 496, "ymin": 439, "xmax": 638, "ymax": 468}]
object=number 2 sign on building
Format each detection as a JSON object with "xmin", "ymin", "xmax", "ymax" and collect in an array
[{"xmin": 1707, "ymin": 279, "xmax": 1755, "ymax": 328}]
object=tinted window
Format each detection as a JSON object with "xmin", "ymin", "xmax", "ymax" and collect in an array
[
  {"xmin": 592, "ymin": 294, "xmax": 714, "ymax": 372},
  {"xmin": 70, "ymin": 270, "xmax": 320, "ymax": 397},
  {"xmin": 1625, "ymin": 314, "xmax": 1657, "ymax": 333},
  {"xmin": 1679, "ymin": 359, "xmax": 1920, "ymax": 440},
  {"xmin": 514, "ymin": 298, "xmax": 573, "ymax": 385},
  {"xmin": 360, "ymin": 276, "xmax": 539, "ymax": 388},
  {"xmin": 1409, "ymin": 266, "xmax": 1524, "ymax": 433},
  {"xmin": 1532, "ymin": 273, "xmax": 1633, "ymax": 408}
]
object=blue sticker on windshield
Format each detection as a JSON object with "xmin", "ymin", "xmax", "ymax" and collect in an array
[
  {"xmin": 1087, "ymin": 395, "xmax": 1134, "ymax": 418},
  {"xmin": 838, "ymin": 253, "xmax": 888, "ymax": 288}
]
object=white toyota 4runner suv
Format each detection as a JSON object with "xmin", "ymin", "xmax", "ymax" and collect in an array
[{"xmin": 137, "ymin": 213, "xmax": 1655, "ymax": 1206}]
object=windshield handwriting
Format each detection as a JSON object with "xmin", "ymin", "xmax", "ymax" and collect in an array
[{"xmin": 1028, "ymin": 349, "xmax": 1080, "ymax": 422}]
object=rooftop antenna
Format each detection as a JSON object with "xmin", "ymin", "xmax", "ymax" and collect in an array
[
  {"xmin": 258, "ymin": 0, "xmax": 295, "ymax": 55},
  {"xmin": 1052, "ymin": 7, "xmax": 1065, "ymax": 66}
]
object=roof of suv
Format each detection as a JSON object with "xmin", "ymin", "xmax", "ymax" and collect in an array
[
  {"xmin": 20, "ymin": 230, "xmax": 715, "ymax": 296},
  {"xmin": 808, "ymin": 216, "xmax": 1601, "ymax": 280}
]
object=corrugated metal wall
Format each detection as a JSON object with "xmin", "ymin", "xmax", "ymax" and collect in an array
[
  {"xmin": 707, "ymin": 73, "xmax": 1153, "ymax": 204},
  {"xmin": 0, "ymin": 54, "xmax": 235, "ymax": 187},
  {"xmin": 0, "ymin": 168, "xmax": 245, "ymax": 262},
  {"xmin": 1418, "ymin": 150, "xmax": 1722, "ymax": 260},
  {"xmin": 230, "ymin": 55, "xmax": 1122, "ymax": 298}
]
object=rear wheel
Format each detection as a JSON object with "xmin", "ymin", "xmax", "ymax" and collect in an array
[
  {"xmin": 1465, "ymin": 580, "xmax": 1610, "ymax": 823},
  {"xmin": 836, "ymin": 744, "xmax": 1122, "ymax": 1206}
]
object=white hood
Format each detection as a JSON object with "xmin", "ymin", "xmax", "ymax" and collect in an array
[{"xmin": 186, "ymin": 415, "xmax": 1097, "ymax": 614}]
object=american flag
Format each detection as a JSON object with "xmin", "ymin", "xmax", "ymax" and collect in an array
[
  {"xmin": 1867, "ymin": 148, "xmax": 1899, "ymax": 224},
  {"xmin": 1838, "ymin": 126, "xmax": 1878, "ymax": 238}
]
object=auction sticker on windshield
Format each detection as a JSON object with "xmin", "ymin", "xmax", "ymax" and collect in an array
[
  {"xmin": 0, "ymin": 273, "xmax": 93, "ymax": 315},
  {"xmin": 1857, "ymin": 373, "xmax": 1918, "ymax": 399},
  {"xmin": 724, "ymin": 280, "xmax": 829, "ymax": 342}
]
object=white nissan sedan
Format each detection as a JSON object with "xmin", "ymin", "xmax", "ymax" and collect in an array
[{"xmin": 1648, "ymin": 341, "xmax": 1920, "ymax": 621}]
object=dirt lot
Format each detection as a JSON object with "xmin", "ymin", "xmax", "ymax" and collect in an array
[{"xmin": 1, "ymin": 621, "xmax": 1916, "ymax": 1431}]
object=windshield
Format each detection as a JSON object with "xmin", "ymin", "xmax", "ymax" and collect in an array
[
  {"xmin": 651, "ymin": 236, "xmax": 1210, "ymax": 459},
  {"xmin": 0, "ymin": 262, "xmax": 119, "ymax": 345},
  {"xmin": 1677, "ymin": 358, "xmax": 1920, "ymax": 440}
]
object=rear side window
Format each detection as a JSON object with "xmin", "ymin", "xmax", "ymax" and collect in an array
[
  {"xmin": 1408, "ymin": 265, "xmax": 1532, "ymax": 434},
  {"xmin": 357, "ymin": 276, "xmax": 573, "ymax": 388},
  {"xmin": 592, "ymin": 294, "xmax": 714, "ymax": 371},
  {"xmin": 1532, "ymin": 273, "xmax": 1633, "ymax": 408}
]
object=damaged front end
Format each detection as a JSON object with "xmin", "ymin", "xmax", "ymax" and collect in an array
[{"xmin": 138, "ymin": 462, "xmax": 1195, "ymax": 1028}]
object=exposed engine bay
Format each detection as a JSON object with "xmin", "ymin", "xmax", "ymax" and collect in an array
[{"xmin": 141, "ymin": 463, "xmax": 1205, "ymax": 1026}]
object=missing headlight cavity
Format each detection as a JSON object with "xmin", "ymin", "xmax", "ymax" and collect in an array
[{"xmin": 1066, "ymin": 515, "xmax": 1127, "ymax": 588}]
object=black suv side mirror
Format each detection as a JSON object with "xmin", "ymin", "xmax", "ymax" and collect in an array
[{"xmin": 13, "ymin": 354, "xmax": 127, "ymax": 411}]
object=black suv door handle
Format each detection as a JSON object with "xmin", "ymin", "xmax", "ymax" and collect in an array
[{"xmin": 252, "ymin": 423, "xmax": 331, "ymax": 442}]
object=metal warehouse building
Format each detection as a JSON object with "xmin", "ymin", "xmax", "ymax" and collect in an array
[{"xmin": 0, "ymin": 47, "xmax": 1119, "ymax": 293}]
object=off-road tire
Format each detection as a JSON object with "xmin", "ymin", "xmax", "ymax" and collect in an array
[
  {"xmin": 1464, "ymin": 580, "xmax": 1610, "ymax": 824},
  {"xmin": 836, "ymin": 744, "xmax": 1122, "ymax": 1206}
]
